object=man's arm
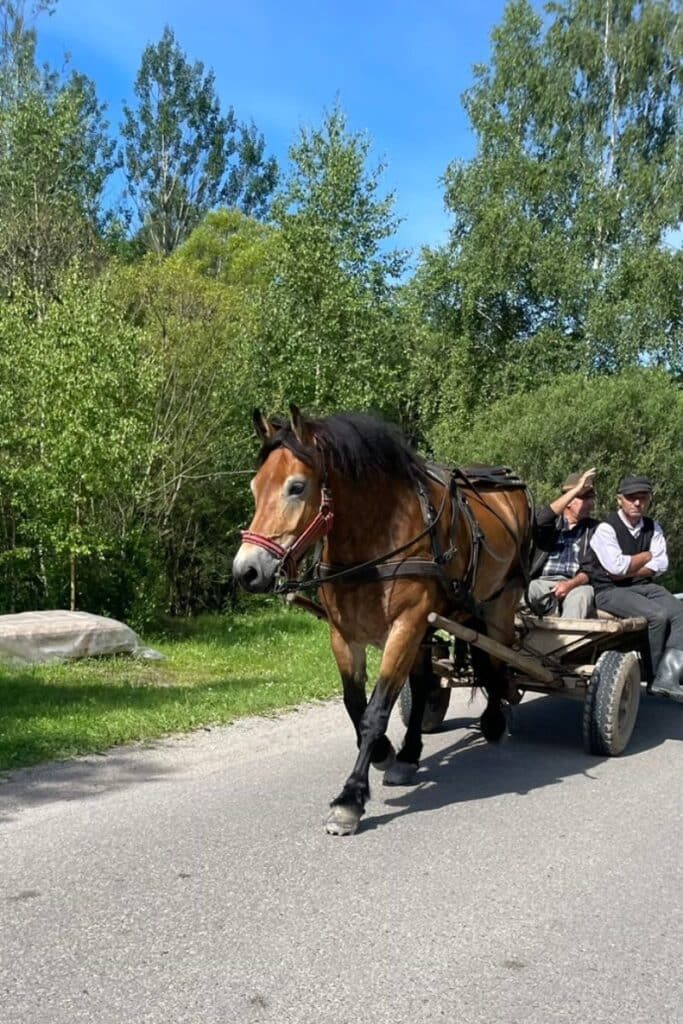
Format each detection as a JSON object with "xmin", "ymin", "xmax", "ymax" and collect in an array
[
  {"xmin": 644, "ymin": 522, "xmax": 669, "ymax": 575},
  {"xmin": 624, "ymin": 553, "xmax": 655, "ymax": 579},
  {"xmin": 553, "ymin": 572, "xmax": 590, "ymax": 600},
  {"xmin": 547, "ymin": 468, "xmax": 595, "ymax": 517},
  {"xmin": 590, "ymin": 524, "xmax": 653, "ymax": 578}
]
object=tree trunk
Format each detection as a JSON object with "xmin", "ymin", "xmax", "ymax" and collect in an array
[{"xmin": 70, "ymin": 550, "xmax": 77, "ymax": 612}]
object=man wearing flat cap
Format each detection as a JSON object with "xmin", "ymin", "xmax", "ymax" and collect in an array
[
  {"xmin": 586, "ymin": 475, "xmax": 683, "ymax": 701},
  {"xmin": 529, "ymin": 467, "xmax": 598, "ymax": 618}
]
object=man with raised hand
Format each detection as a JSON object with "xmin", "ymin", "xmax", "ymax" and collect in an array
[
  {"xmin": 587, "ymin": 476, "xmax": 683, "ymax": 701},
  {"xmin": 529, "ymin": 467, "xmax": 598, "ymax": 618}
]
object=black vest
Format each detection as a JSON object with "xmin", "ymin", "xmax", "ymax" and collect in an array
[{"xmin": 588, "ymin": 511, "xmax": 654, "ymax": 593}]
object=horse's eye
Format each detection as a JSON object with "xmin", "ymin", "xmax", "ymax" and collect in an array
[{"xmin": 286, "ymin": 479, "xmax": 306, "ymax": 498}]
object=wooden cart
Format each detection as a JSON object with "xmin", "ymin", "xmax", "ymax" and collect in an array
[{"xmin": 400, "ymin": 610, "xmax": 650, "ymax": 756}]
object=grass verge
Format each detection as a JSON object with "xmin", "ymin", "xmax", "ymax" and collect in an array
[{"xmin": 0, "ymin": 605, "xmax": 350, "ymax": 773}]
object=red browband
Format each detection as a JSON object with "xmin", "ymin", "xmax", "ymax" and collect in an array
[{"xmin": 240, "ymin": 484, "xmax": 334, "ymax": 578}]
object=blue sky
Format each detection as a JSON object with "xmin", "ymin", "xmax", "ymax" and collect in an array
[{"xmin": 37, "ymin": 0, "xmax": 528, "ymax": 258}]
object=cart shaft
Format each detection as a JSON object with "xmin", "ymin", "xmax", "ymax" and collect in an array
[{"xmin": 428, "ymin": 612, "xmax": 556, "ymax": 684}]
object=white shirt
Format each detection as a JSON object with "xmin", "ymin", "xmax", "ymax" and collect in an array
[{"xmin": 590, "ymin": 511, "xmax": 668, "ymax": 576}]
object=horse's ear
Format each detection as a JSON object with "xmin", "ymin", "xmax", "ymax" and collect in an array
[
  {"xmin": 289, "ymin": 403, "xmax": 312, "ymax": 446},
  {"xmin": 253, "ymin": 408, "xmax": 275, "ymax": 443}
]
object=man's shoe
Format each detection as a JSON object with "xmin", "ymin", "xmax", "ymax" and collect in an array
[{"xmin": 650, "ymin": 649, "xmax": 683, "ymax": 702}]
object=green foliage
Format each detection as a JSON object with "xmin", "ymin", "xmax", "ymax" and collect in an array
[
  {"xmin": 0, "ymin": 1, "xmax": 116, "ymax": 298},
  {"xmin": 121, "ymin": 25, "xmax": 278, "ymax": 256},
  {"xmin": 418, "ymin": 0, "xmax": 682, "ymax": 430},
  {"xmin": 174, "ymin": 208, "xmax": 273, "ymax": 287},
  {"xmin": 0, "ymin": 267, "xmax": 158, "ymax": 611},
  {"xmin": 1, "ymin": 2, "xmax": 42, "ymax": 99},
  {"xmin": 111, "ymin": 219, "xmax": 271, "ymax": 613},
  {"xmin": 256, "ymin": 106, "xmax": 411, "ymax": 416},
  {"xmin": 430, "ymin": 368, "xmax": 683, "ymax": 586}
]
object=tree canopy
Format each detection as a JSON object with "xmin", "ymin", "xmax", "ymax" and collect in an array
[
  {"xmin": 121, "ymin": 26, "xmax": 278, "ymax": 256},
  {"xmin": 0, "ymin": 0, "xmax": 116, "ymax": 299},
  {"xmin": 256, "ymin": 106, "xmax": 410, "ymax": 416},
  {"xmin": 0, "ymin": 0, "xmax": 680, "ymax": 618},
  {"xmin": 416, "ymin": 0, "xmax": 682, "ymax": 434}
]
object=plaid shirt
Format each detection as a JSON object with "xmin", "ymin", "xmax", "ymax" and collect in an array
[{"xmin": 541, "ymin": 519, "xmax": 591, "ymax": 579}]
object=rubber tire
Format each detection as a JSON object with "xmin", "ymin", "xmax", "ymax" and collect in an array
[
  {"xmin": 399, "ymin": 683, "xmax": 451, "ymax": 733},
  {"xmin": 583, "ymin": 650, "xmax": 641, "ymax": 756}
]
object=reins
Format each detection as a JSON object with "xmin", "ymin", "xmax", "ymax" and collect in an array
[{"xmin": 277, "ymin": 477, "xmax": 452, "ymax": 594}]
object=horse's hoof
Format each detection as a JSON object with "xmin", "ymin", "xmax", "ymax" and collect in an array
[
  {"xmin": 506, "ymin": 686, "xmax": 524, "ymax": 705},
  {"xmin": 324, "ymin": 805, "xmax": 362, "ymax": 836},
  {"xmin": 372, "ymin": 745, "xmax": 396, "ymax": 772},
  {"xmin": 383, "ymin": 761, "xmax": 418, "ymax": 786},
  {"xmin": 480, "ymin": 706, "xmax": 507, "ymax": 742}
]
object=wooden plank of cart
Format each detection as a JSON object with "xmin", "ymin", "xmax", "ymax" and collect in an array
[{"xmin": 399, "ymin": 610, "xmax": 650, "ymax": 757}]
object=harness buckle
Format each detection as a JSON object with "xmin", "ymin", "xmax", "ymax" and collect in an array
[{"xmin": 435, "ymin": 546, "xmax": 458, "ymax": 565}]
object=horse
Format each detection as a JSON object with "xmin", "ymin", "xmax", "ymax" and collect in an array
[{"xmin": 232, "ymin": 405, "xmax": 532, "ymax": 835}]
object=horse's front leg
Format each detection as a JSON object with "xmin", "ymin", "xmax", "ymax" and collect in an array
[
  {"xmin": 330, "ymin": 628, "xmax": 395, "ymax": 771},
  {"xmin": 325, "ymin": 616, "xmax": 425, "ymax": 836}
]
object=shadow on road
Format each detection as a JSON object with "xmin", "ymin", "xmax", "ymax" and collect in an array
[
  {"xmin": 360, "ymin": 690, "xmax": 683, "ymax": 834},
  {"xmin": 3, "ymin": 688, "xmax": 681, "ymax": 831},
  {"xmin": 0, "ymin": 747, "xmax": 182, "ymax": 826}
]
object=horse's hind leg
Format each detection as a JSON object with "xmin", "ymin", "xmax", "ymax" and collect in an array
[
  {"xmin": 330, "ymin": 629, "xmax": 395, "ymax": 771},
  {"xmin": 383, "ymin": 639, "xmax": 432, "ymax": 786},
  {"xmin": 477, "ymin": 587, "xmax": 523, "ymax": 742},
  {"xmin": 472, "ymin": 647, "xmax": 507, "ymax": 742}
]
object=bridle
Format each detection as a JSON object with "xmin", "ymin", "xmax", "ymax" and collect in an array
[
  {"xmin": 240, "ymin": 484, "xmax": 334, "ymax": 582},
  {"xmin": 240, "ymin": 440, "xmax": 335, "ymax": 584}
]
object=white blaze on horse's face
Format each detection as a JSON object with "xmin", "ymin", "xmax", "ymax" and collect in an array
[
  {"xmin": 250, "ymin": 449, "xmax": 318, "ymax": 538},
  {"xmin": 232, "ymin": 447, "xmax": 320, "ymax": 593}
]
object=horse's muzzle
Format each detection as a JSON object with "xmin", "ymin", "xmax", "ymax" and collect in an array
[{"xmin": 232, "ymin": 544, "xmax": 279, "ymax": 593}]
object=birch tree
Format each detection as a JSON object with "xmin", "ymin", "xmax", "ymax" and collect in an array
[
  {"xmin": 257, "ymin": 106, "xmax": 410, "ymax": 416},
  {"xmin": 420, "ymin": 0, "xmax": 682, "ymax": 431},
  {"xmin": 121, "ymin": 26, "xmax": 278, "ymax": 256}
]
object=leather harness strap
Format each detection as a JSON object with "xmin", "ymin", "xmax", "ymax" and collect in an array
[
  {"xmin": 318, "ymin": 558, "xmax": 450, "ymax": 584},
  {"xmin": 311, "ymin": 483, "xmax": 488, "ymax": 619}
]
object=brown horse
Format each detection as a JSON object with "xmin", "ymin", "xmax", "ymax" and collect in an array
[{"xmin": 232, "ymin": 405, "xmax": 532, "ymax": 835}]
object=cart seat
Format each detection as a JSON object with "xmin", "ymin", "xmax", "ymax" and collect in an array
[{"xmin": 515, "ymin": 611, "xmax": 648, "ymax": 634}]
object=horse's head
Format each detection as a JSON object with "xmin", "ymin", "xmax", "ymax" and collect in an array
[{"xmin": 232, "ymin": 404, "xmax": 333, "ymax": 593}]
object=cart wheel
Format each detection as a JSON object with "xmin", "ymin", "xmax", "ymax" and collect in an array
[
  {"xmin": 399, "ymin": 684, "xmax": 451, "ymax": 733},
  {"xmin": 583, "ymin": 650, "xmax": 641, "ymax": 756}
]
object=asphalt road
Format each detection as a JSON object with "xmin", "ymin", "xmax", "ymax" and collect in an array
[{"xmin": 1, "ymin": 689, "xmax": 682, "ymax": 1024}]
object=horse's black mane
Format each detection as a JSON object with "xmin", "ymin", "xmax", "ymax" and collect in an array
[{"xmin": 259, "ymin": 412, "xmax": 428, "ymax": 483}]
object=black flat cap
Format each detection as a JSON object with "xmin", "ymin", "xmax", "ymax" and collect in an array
[{"xmin": 618, "ymin": 475, "xmax": 653, "ymax": 496}]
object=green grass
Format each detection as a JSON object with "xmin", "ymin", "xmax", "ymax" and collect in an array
[{"xmin": 0, "ymin": 605, "xmax": 352, "ymax": 773}]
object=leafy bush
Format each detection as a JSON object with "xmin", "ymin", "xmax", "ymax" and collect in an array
[{"xmin": 430, "ymin": 368, "xmax": 683, "ymax": 588}]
